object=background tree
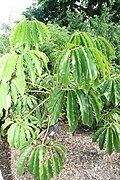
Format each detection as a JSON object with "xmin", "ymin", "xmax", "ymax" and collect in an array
[{"xmin": 23, "ymin": 0, "xmax": 120, "ymax": 26}]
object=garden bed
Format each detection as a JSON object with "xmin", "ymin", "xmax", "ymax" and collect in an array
[{"xmin": 0, "ymin": 122, "xmax": 120, "ymax": 180}]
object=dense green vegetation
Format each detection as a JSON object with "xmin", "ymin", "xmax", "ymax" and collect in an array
[
  {"xmin": 0, "ymin": 0, "xmax": 119, "ymax": 179},
  {"xmin": 24, "ymin": 0, "xmax": 120, "ymax": 24},
  {"xmin": 0, "ymin": 23, "xmax": 10, "ymax": 56}
]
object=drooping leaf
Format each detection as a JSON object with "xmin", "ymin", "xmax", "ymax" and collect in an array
[
  {"xmin": 112, "ymin": 125, "xmax": 120, "ymax": 152},
  {"xmin": 99, "ymin": 77, "xmax": 120, "ymax": 105},
  {"xmin": 106, "ymin": 127, "xmax": 113, "ymax": 155},
  {"xmin": 7, "ymin": 123, "xmax": 18, "ymax": 147},
  {"xmin": 76, "ymin": 90, "xmax": 90, "ymax": 126},
  {"xmin": 99, "ymin": 129, "xmax": 107, "ymax": 150},
  {"xmin": 0, "ymin": 52, "xmax": 18, "ymax": 83},
  {"xmin": 10, "ymin": 18, "xmax": 49, "ymax": 49},
  {"xmin": 69, "ymin": 31, "xmax": 115, "ymax": 59},
  {"xmin": 89, "ymin": 89, "xmax": 103, "ymax": 122},
  {"xmin": 71, "ymin": 49, "xmax": 82, "ymax": 86},
  {"xmin": 14, "ymin": 55, "xmax": 26, "ymax": 96},
  {"xmin": 67, "ymin": 90, "xmax": 78, "ymax": 132},
  {"xmin": 17, "ymin": 146, "xmax": 33, "ymax": 175},
  {"xmin": 52, "ymin": 155, "xmax": 60, "ymax": 176},
  {"xmin": 97, "ymin": 36, "xmax": 115, "ymax": 57},
  {"xmin": 16, "ymin": 141, "xmax": 66, "ymax": 180},
  {"xmin": 11, "ymin": 81, "xmax": 18, "ymax": 104},
  {"xmin": 59, "ymin": 46, "xmax": 110, "ymax": 89},
  {"xmin": 59, "ymin": 50, "xmax": 70, "ymax": 85},
  {"xmin": 33, "ymin": 148, "xmax": 40, "ymax": 178},
  {"xmin": 49, "ymin": 89, "xmax": 65, "ymax": 125},
  {"xmin": 39, "ymin": 164, "xmax": 48, "ymax": 180},
  {"xmin": 92, "ymin": 126, "xmax": 106, "ymax": 142},
  {"xmin": 28, "ymin": 149, "xmax": 36, "ymax": 173},
  {"xmin": 44, "ymin": 159, "xmax": 53, "ymax": 179}
]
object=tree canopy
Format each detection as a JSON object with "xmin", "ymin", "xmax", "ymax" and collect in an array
[{"xmin": 23, "ymin": 0, "xmax": 120, "ymax": 26}]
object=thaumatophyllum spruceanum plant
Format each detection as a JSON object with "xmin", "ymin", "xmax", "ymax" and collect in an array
[{"xmin": 0, "ymin": 18, "xmax": 120, "ymax": 179}]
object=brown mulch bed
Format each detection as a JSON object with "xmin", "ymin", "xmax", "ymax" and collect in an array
[{"xmin": 0, "ymin": 122, "xmax": 120, "ymax": 180}]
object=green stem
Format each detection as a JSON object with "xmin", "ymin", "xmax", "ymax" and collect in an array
[
  {"xmin": 42, "ymin": 117, "xmax": 50, "ymax": 144},
  {"xmin": 23, "ymin": 97, "xmax": 49, "ymax": 120},
  {"xmin": 27, "ymin": 90, "xmax": 50, "ymax": 94}
]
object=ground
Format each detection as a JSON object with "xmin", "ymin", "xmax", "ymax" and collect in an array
[{"xmin": 0, "ymin": 122, "xmax": 120, "ymax": 180}]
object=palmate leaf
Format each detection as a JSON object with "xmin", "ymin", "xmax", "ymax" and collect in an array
[
  {"xmin": 0, "ymin": 49, "xmax": 49, "ymax": 115},
  {"xmin": 59, "ymin": 46, "xmax": 110, "ymax": 89},
  {"xmin": 48, "ymin": 89, "xmax": 65, "ymax": 125},
  {"xmin": 99, "ymin": 76, "xmax": 120, "ymax": 105},
  {"xmin": 0, "ymin": 52, "xmax": 26, "ymax": 111},
  {"xmin": 69, "ymin": 32, "xmax": 94, "ymax": 48},
  {"xmin": 75, "ymin": 89, "xmax": 102, "ymax": 126},
  {"xmin": 90, "ymin": 48, "xmax": 110, "ymax": 78},
  {"xmin": 7, "ymin": 120, "xmax": 37, "ymax": 149},
  {"xmin": 10, "ymin": 18, "xmax": 49, "ymax": 49},
  {"xmin": 69, "ymin": 32, "xmax": 115, "ymax": 59},
  {"xmin": 16, "ymin": 141, "xmax": 66, "ymax": 180},
  {"xmin": 25, "ymin": 50, "xmax": 49, "ymax": 82},
  {"xmin": 92, "ymin": 122, "xmax": 120, "ymax": 154},
  {"xmin": 52, "ymin": 88, "xmax": 102, "ymax": 130},
  {"xmin": 96, "ymin": 36, "xmax": 115, "ymax": 58}
]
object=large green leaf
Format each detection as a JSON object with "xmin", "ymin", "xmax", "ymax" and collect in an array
[
  {"xmin": 92, "ymin": 126, "xmax": 106, "ymax": 142},
  {"xmin": 69, "ymin": 32, "xmax": 115, "ymax": 59},
  {"xmin": 48, "ymin": 89, "xmax": 65, "ymax": 125},
  {"xmin": 99, "ymin": 129, "xmax": 107, "ymax": 150},
  {"xmin": 106, "ymin": 127, "xmax": 113, "ymax": 155},
  {"xmin": 76, "ymin": 90, "xmax": 90, "ymax": 126},
  {"xmin": 112, "ymin": 125, "xmax": 120, "ymax": 152},
  {"xmin": 14, "ymin": 55, "xmax": 26, "ymax": 96},
  {"xmin": 0, "ymin": 82, "xmax": 12, "ymax": 113},
  {"xmin": 0, "ymin": 52, "xmax": 18, "ymax": 83},
  {"xmin": 59, "ymin": 46, "xmax": 110, "ymax": 89},
  {"xmin": 10, "ymin": 18, "xmax": 49, "ymax": 49},
  {"xmin": 93, "ymin": 122, "xmax": 120, "ymax": 154},
  {"xmin": 88, "ymin": 89, "xmax": 103, "ymax": 122},
  {"xmin": 7, "ymin": 123, "xmax": 19, "ymax": 147},
  {"xmin": 28, "ymin": 149, "xmax": 36, "ymax": 174},
  {"xmin": 45, "ymin": 159, "xmax": 53, "ymax": 179},
  {"xmin": 69, "ymin": 32, "xmax": 94, "ymax": 48},
  {"xmin": 16, "ymin": 141, "xmax": 66, "ymax": 180},
  {"xmin": 7, "ymin": 120, "xmax": 37, "ymax": 148},
  {"xmin": 99, "ymin": 77, "xmax": 120, "ymax": 105},
  {"xmin": 67, "ymin": 90, "xmax": 78, "ymax": 132},
  {"xmin": 97, "ymin": 36, "xmax": 115, "ymax": 57},
  {"xmin": 59, "ymin": 50, "xmax": 70, "ymax": 85},
  {"xmin": 71, "ymin": 49, "xmax": 82, "ymax": 85},
  {"xmin": 17, "ymin": 146, "xmax": 33, "ymax": 175}
]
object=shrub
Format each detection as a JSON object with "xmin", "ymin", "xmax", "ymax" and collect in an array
[{"xmin": 0, "ymin": 18, "xmax": 120, "ymax": 179}]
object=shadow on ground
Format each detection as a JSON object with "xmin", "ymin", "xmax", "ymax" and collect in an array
[{"xmin": 0, "ymin": 138, "xmax": 13, "ymax": 180}]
